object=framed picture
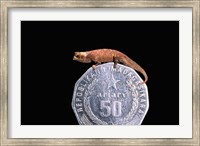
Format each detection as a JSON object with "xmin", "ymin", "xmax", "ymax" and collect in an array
[{"xmin": 1, "ymin": 0, "xmax": 199, "ymax": 145}]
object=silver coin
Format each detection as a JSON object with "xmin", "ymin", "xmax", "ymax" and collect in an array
[{"xmin": 72, "ymin": 62, "xmax": 149, "ymax": 125}]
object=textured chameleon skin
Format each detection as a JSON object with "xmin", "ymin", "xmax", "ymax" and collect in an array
[{"xmin": 73, "ymin": 49, "xmax": 148, "ymax": 83}]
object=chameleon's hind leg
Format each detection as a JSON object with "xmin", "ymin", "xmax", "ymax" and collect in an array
[
  {"xmin": 113, "ymin": 56, "xmax": 119, "ymax": 68},
  {"xmin": 92, "ymin": 62, "xmax": 101, "ymax": 70}
]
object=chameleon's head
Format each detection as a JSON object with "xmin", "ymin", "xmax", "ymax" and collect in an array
[{"xmin": 73, "ymin": 52, "xmax": 91, "ymax": 63}]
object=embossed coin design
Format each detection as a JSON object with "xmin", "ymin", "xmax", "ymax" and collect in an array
[{"xmin": 72, "ymin": 62, "xmax": 149, "ymax": 125}]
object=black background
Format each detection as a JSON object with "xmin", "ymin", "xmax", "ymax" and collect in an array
[{"xmin": 21, "ymin": 21, "xmax": 179, "ymax": 125}]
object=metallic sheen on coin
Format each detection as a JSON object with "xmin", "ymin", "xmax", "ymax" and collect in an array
[{"xmin": 72, "ymin": 62, "xmax": 149, "ymax": 125}]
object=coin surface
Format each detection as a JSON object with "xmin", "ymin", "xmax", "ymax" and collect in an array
[{"xmin": 72, "ymin": 62, "xmax": 149, "ymax": 125}]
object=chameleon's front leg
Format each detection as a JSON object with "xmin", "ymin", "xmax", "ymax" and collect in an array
[
  {"xmin": 92, "ymin": 62, "xmax": 101, "ymax": 70},
  {"xmin": 113, "ymin": 56, "xmax": 119, "ymax": 68}
]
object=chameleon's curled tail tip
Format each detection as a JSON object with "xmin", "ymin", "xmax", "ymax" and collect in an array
[
  {"xmin": 140, "ymin": 78, "xmax": 148, "ymax": 84},
  {"xmin": 140, "ymin": 81, "xmax": 146, "ymax": 84}
]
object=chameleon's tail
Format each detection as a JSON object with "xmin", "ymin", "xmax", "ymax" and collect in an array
[{"xmin": 120, "ymin": 55, "xmax": 148, "ymax": 84}]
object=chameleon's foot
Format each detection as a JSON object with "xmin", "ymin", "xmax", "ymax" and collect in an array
[
  {"xmin": 92, "ymin": 65, "xmax": 96, "ymax": 70},
  {"xmin": 92, "ymin": 62, "xmax": 101, "ymax": 70},
  {"xmin": 113, "ymin": 62, "xmax": 117, "ymax": 68}
]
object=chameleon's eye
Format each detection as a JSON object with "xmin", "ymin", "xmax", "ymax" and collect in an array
[{"xmin": 76, "ymin": 54, "xmax": 80, "ymax": 58}]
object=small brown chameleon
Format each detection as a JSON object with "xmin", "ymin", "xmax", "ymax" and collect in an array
[{"xmin": 73, "ymin": 48, "xmax": 148, "ymax": 84}]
